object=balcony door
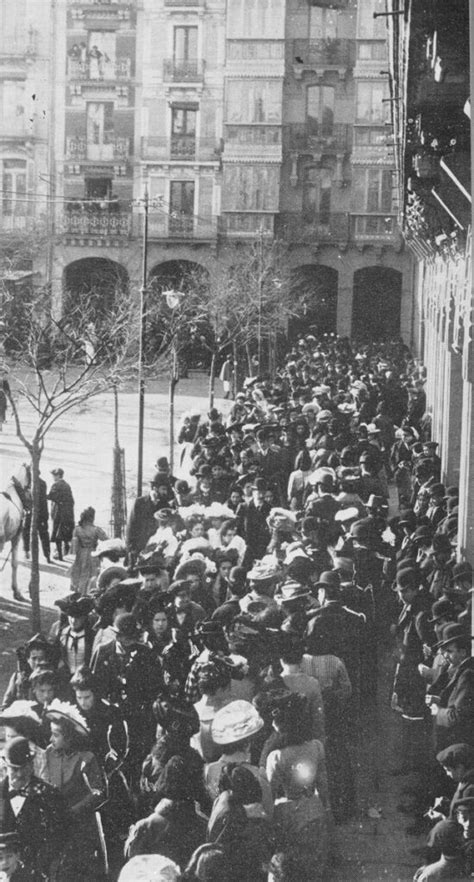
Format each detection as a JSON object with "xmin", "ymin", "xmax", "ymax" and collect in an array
[
  {"xmin": 169, "ymin": 181, "xmax": 195, "ymax": 235},
  {"xmin": 171, "ymin": 107, "xmax": 196, "ymax": 158},
  {"xmin": 303, "ymin": 166, "xmax": 332, "ymax": 226},
  {"xmin": 307, "ymin": 85, "xmax": 334, "ymax": 138},
  {"xmin": 88, "ymin": 31, "xmax": 116, "ymax": 79},
  {"xmin": 86, "ymin": 102, "xmax": 114, "ymax": 161},
  {"xmin": 173, "ymin": 26, "xmax": 198, "ymax": 79},
  {"xmin": 2, "ymin": 159, "xmax": 26, "ymax": 228}
]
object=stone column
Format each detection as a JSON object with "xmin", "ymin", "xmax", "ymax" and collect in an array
[
  {"xmin": 441, "ymin": 349, "xmax": 463, "ymax": 485},
  {"xmin": 336, "ymin": 267, "xmax": 353, "ymax": 338}
]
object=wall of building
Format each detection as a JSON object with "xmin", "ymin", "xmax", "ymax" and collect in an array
[{"xmin": 36, "ymin": 0, "xmax": 414, "ymax": 342}]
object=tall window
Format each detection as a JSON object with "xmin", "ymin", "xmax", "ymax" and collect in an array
[
  {"xmin": 310, "ymin": 7, "xmax": 338, "ymax": 40},
  {"xmin": 2, "ymin": 159, "xmax": 26, "ymax": 216},
  {"xmin": 355, "ymin": 82, "xmax": 389, "ymax": 124},
  {"xmin": 171, "ymin": 107, "xmax": 196, "ymax": 157},
  {"xmin": 227, "ymin": 0, "xmax": 285, "ymax": 39},
  {"xmin": 353, "ymin": 168, "xmax": 394, "ymax": 213},
  {"xmin": 86, "ymin": 103, "xmax": 114, "ymax": 160},
  {"xmin": 174, "ymin": 27, "xmax": 197, "ymax": 62},
  {"xmin": 303, "ymin": 166, "xmax": 332, "ymax": 224},
  {"xmin": 88, "ymin": 31, "xmax": 116, "ymax": 78},
  {"xmin": 0, "ymin": 0, "xmax": 26, "ymax": 54},
  {"xmin": 307, "ymin": 85, "xmax": 334, "ymax": 136},
  {"xmin": 358, "ymin": 0, "xmax": 387, "ymax": 39},
  {"xmin": 226, "ymin": 80, "xmax": 282, "ymax": 124},
  {"xmin": 169, "ymin": 181, "xmax": 195, "ymax": 234}
]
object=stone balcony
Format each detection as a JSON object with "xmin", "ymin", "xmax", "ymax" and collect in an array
[
  {"xmin": 67, "ymin": 57, "xmax": 132, "ymax": 81},
  {"xmin": 292, "ymin": 38, "xmax": 355, "ymax": 79}
]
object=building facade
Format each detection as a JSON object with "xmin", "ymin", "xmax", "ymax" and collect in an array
[
  {"xmin": 27, "ymin": 0, "xmax": 414, "ymax": 340},
  {"xmin": 388, "ymin": 0, "xmax": 473, "ymax": 565}
]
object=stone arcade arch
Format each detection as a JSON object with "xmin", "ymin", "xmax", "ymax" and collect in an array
[
  {"xmin": 147, "ymin": 259, "xmax": 211, "ymax": 369},
  {"xmin": 352, "ymin": 266, "xmax": 402, "ymax": 341},
  {"xmin": 63, "ymin": 257, "xmax": 129, "ymax": 318},
  {"xmin": 289, "ymin": 264, "xmax": 338, "ymax": 340}
]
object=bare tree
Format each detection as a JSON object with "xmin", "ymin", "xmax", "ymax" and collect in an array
[{"xmin": 5, "ymin": 284, "xmax": 138, "ymax": 630}]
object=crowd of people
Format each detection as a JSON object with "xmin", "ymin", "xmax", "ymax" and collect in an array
[{"xmin": 0, "ymin": 333, "xmax": 473, "ymax": 882}]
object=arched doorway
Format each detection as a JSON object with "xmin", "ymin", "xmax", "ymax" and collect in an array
[
  {"xmin": 63, "ymin": 258, "xmax": 129, "ymax": 317},
  {"xmin": 147, "ymin": 259, "xmax": 211, "ymax": 369},
  {"xmin": 352, "ymin": 267, "xmax": 402, "ymax": 341},
  {"xmin": 289, "ymin": 264, "xmax": 338, "ymax": 340}
]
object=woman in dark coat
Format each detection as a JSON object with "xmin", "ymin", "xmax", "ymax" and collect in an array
[
  {"xmin": 125, "ymin": 755, "xmax": 207, "ymax": 869},
  {"xmin": 47, "ymin": 469, "xmax": 75, "ymax": 560}
]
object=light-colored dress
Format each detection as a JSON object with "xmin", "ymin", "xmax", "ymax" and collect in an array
[
  {"xmin": 69, "ymin": 523, "xmax": 107, "ymax": 594},
  {"xmin": 266, "ymin": 739, "xmax": 330, "ymax": 880}
]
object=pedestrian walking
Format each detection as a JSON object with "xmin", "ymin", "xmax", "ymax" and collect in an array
[{"xmin": 47, "ymin": 468, "xmax": 75, "ymax": 561}]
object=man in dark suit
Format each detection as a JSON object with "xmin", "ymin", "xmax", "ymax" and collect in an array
[
  {"xmin": 430, "ymin": 624, "xmax": 474, "ymax": 752},
  {"xmin": 47, "ymin": 467, "xmax": 75, "ymax": 560},
  {"xmin": 125, "ymin": 472, "xmax": 169, "ymax": 566},
  {"xmin": 91, "ymin": 612, "xmax": 162, "ymax": 784},
  {"xmin": 236, "ymin": 477, "xmax": 272, "ymax": 564},
  {"xmin": 305, "ymin": 570, "xmax": 366, "ymax": 716},
  {"xmin": 22, "ymin": 473, "xmax": 50, "ymax": 563},
  {"xmin": 0, "ymin": 736, "xmax": 70, "ymax": 880}
]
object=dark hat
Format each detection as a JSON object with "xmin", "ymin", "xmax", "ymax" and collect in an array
[
  {"xmin": 427, "ymin": 819, "xmax": 464, "ymax": 852},
  {"xmin": 150, "ymin": 471, "xmax": 172, "ymax": 487},
  {"xmin": 252, "ymin": 477, "xmax": 267, "ymax": 491},
  {"xmin": 168, "ymin": 579, "xmax": 191, "ymax": 597},
  {"xmin": 396, "ymin": 569, "xmax": 419, "ymax": 590},
  {"xmin": 156, "ymin": 756, "xmax": 194, "ymax": 801},
  {"xmin": 194, "ymin": 620, "xmax": 225, "ymax": 638},
  {"xmin": 365, "ymin": 494, "xmax": 387, "ymax": 510},
  {"xmin": 115, "ymin": 613, "xmax": 140, "ymax": 640},
  {"xmin": 228, "ymin": 565, "xmax": 247, "ymax": 587},
  {"xmin": 70, "ymin": 665, "xmax": 97, "ymax": 692},
  {"xmin": 97, "ymin": 580, "xmax": 138, "ymax": 612},
  {"xmin": 398, "ymin": 510, "xmax": 417, "ymax": 528},
  {"xmin": 55, "ymin": 593, "xmax": 95, "ymax": 617},
  {"xmin": 452, "ymin": 561, "xmax": 473, "ymax": 582},
  {"xmin": 0, "ymin": 832, "xmax": 20, "ymax": 850},
  {"xmin": 350, "ymin": 522, "xmax": 369, "ymax": 542},
  {"xmin": 437, "ymin": 623, "xmax": 470, "ymax": 649},
  {"xmin": 436, "ymin": 743, "xmax": 474, "ymax": 769},
  {"xmin": 429, "ymin": 483, "xmax": 445, "ymax": 497},
  {"xmin": 314, "ymin": 570, "xmax": 341, "ymax": 590},
  {"xmin": 25, "ymin": 632, "xmax": 50, "ymax": 654},
  {"xmin": 4, "ymin": 736, "xmax": 33, "ymax": 767},
  {"xmin": 286, "ymin": 556, "xmax": 314, "ymax": 584},
  {"xmin": 96, "ymin": 565, "xmax": 128, "ymax": 591},
  {"xmin": 175, "ymin": 479, "xmax": 191, "ymax": 494},
  {"xmin": 155, "ymin": 457, "xmax": 170, "ymax": 470},
  {"xmin": 429, "ymin": 598, "xmax": 456, "ymax": 623},
  {"xmin": 51, "ymin": 468, "xmax": 64, "ymax": 478},
  {"xmin": 423, "ymin": 441, "xmax": 439, "ymax": 449},
  {"xmin": 153, "ymin": 696, "xmax": 199, "ymax": 737},
  {"xmin": 412, "ymin": 526, "xmax": 433, "ymax": 543},
  {"xmin": 137, "ymin": 560, "xmax": 168, "ymax": 575}
]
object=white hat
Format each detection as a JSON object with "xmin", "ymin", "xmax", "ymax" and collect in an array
[
  {"xmin": 92, "ymin": 538, "xmax": 126, "ymax": 558},
  {"xmin": 334, "ymin": 506, "xmax": 360, "ymax": 523},
  {"xmin": 119, "ymin": 855, "xmax": 181, "ymax": 882},
  {"xmin": 211, "ymin": 700, "xmax": 264, "ymax": 745}
]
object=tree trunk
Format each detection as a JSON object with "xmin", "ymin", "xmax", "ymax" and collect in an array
[
  {"xmin": 169, "ymin": 350, "xmax": 179, "ymax": 473},
  {"xmin": 232, "ymin": 340, "xmax": 239, "ymax": 396},
  {"xmin": 208, "ymin": 351, "xmax": 216, "ymax": 410},
  {"xmin": 245, "ymin": 343, "xmax": 253, "ymax": 377},
  {"xmin": 29, "ymin": 439, "xmax": 42, "ymax": 632},
  {"xmin": 111, "ymin": 385, "xmax": 126, "ymax": 537}
]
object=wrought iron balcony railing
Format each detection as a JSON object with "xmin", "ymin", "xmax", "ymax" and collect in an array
[
  {"xmin": 147, "ymin": 213, "xmax": 217, "ymax": 240},
  {"xmin": 292, "ymin": 38, "xmax": 355, "ymax": 71},
  {"xmin": 65, "ymin": 136, "xmax": 130, "ymax": 161},
  {"xmin": 67, "ymin": 57, "xmax": 131, "ymax": 81},
  {"xmin": 163, "ymin": 58, "xmax": 205, "ymax": 82},
  {"xmin": 278, "ymin": 211, "xmax": 350, "ymax": 243},
  {"xmin": 140, "ymin": 136, "xmax": 219, "ymax": 161},
  {"xmin": 286, "ymin": 123, "xmax": 351, "ymax": 154},
  {"xmin": 219, "ymin": 213, "xmax": 275, "ymax": 237},
  {"xmin": 62, "ymin": 206, "xmax": 132, "ymax": 238}
]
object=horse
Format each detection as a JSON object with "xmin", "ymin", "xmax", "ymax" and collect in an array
[{"xmin": 0, "ymin": 462, "xmax": 31, "ymax": 602}]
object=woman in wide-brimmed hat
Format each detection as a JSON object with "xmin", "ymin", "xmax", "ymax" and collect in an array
[
  {"xmin": 0, "ymin": 700, "xmax": 47, "ymax": 778},
  {"xmin": 44, "ymin": 699, "xmax": 107, "ymax": 880}
]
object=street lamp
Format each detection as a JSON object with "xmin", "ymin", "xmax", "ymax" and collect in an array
[
  {"xmin": 135, "ymin": 188, "xmax": 163, "ymax": 496},
  {"xmin": 162, "ymin": 289, "xmax": 184, "ymax": 474}
]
